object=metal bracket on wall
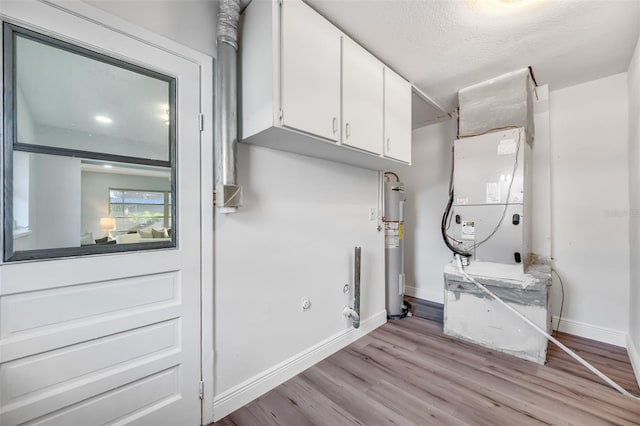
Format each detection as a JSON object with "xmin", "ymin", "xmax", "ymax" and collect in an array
[{"xmin": 214, "ymin": 184, "xmax": 242, "ymax": 208}]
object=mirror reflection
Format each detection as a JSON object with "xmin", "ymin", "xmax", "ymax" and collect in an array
[
  {"xmin": 6, "ymin": 24, "xmax": 176, "ymax": 260},
  {"xmin": 16, "ymin": 34, "xmax": 171, "ymax": 161},
  {"xmin": 12, "ymin": 154, "xmax": 172, "ymax": 252}
]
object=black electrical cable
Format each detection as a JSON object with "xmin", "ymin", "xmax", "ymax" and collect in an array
[
  {"xmin": 551, "ymin": 267, "xmax": 565, "ymax": 336},
  {"xmin": 441, "ymin": 145, "xmax": 471, "ymax": 257},
  {"xmin": 473, "ymin": 129, "xmax": 522, "ymax": 251},
  {"xmin": 442, "ymin": 128, "xmax": 522, "ymax": 257},
  {"xmin": 444, "ymin": 152, "xmax": 456, "ymax": 233}
]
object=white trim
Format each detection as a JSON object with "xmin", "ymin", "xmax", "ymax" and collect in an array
[
  {"xmin": 627, "ymin": 334, "xmax": 640, "ymax": 389},
  {"xmin": 405, "ymin": 285, "xmax": 444, "ymax": 304},
  {"xmin": 212, "ymin": 311, "xmax": 388, "ymax": 421},
  {"xmin": 552, "ymin": 316, "xmax": 627, "ymax": 347},
  {"xmin": 12, "ymin": 228, "xmax": 32, "ymax": 239},
  {"xmin": 198, "ymin": 57, "xmax": 215, "ymax": 426}
]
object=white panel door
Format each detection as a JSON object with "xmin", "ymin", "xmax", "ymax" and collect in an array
[
  {"xmin": 341, "ymin": 36, "xmax": 383, "ymax": 155},
  {"xmin": 281, "ymin": 0, "xmax": 341, "ymax": 141},
  {"xmin": 383, "ymin": 68, "xmax": 412, "ymax": 163},
  {"xmin": 0, "ymin": 3, "xmax": 203, "ymax": 426}
]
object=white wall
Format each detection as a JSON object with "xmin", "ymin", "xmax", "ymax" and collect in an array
[
  {"xmin": 550, "ymin": 73, "xmax": 630, "ymax": 345},
  {"xmin": 24, "ymin": 154, "xmax": 82, "ymax": 250},
  {"xmin": 627, "ymin": 32, "xmax": 640, "ymax": 381},
  {"xmin": 12, "ymin": 152, "xmax": 36, "ymax": 252},
  {"xmin": 13, "ymin": 152, "xmax": 30, "ymax": 229},
  {"xmin": 16, "ymin": 86, "xmax": 36, "ymax": 143},
  {"xmin": 81, "ymin": 171, "xmax": 170, "ymax": 239},
  {"xmin": 86, "ymin": 0, "xmax": 217, "ymax": 57},
  {"xmin": 214, "ymin": 144, "xmax": 385, "ymax": 404},
  {"xmin": 393, "ymin": 121, "xmax": 455, "ymax": 303},
  {"xmin": 531, "ymin": 86, "xmax": 552, "ymax": 261}
]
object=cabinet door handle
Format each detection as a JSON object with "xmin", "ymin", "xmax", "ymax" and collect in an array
[
  {"xmin": 386, "ymin": 138, "xmax": 390, "ymax": 152},
  {"xmin": 333, "ymin": 117, "xmax": 337, "ymax": 134},
  {"xmin": 346, "ymin": 123, "xmax": 350, "ymax": 139}
]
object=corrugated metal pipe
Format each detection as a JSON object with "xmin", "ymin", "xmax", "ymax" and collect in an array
[
  {"xmin": 343, "ymin": 247, "xmax": 361, "ymax": 328},
  {"xmin": 353, "ymin": 246, "xmax": 361, "ymax": 329},
  {"xmin": 215, "ymin": 0, "xmax": 242, "ymax": 213}
]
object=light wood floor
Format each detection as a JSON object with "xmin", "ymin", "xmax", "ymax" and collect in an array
[{"xmin": 213, "ymin": 298, "xmax": 640, "ymax": 425}]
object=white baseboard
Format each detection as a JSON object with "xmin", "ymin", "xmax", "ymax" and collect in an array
[
  {"xmin": 552, "ymin": 316, "xmax": 627, "ymax": 347},
  {"xmin": 405, "ymin": 285, "xmax": 443, "ymax": 304},
  {"xmin": 626, "ymin": 334, "xmax": 640, "ymax": 388},
  {"xmin": 212, "ymin": 310, "xmax": 388, "ymax": 421}
]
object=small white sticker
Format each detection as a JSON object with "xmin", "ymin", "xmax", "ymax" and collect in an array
[
  {"xmin": 486, "ymin": 182, "xmax": 501, "ymax": 203},
  {"xmin": 386, "ymin": 235, "xmax": 400, "ymax": 248},
  {"xmin": 461, "ymin": 220, "xmax": 475, "ymax": 240},
  {"xmin": 385, "ymin": 223, "xmax": 400, "ymax": 248},
  {"xmin": 456, "ymin": 197, "xmax": 469, "ymax": 205},
  {"xmin": 497, "ymin": 138, "xmax": 517, "ymax": 155}
]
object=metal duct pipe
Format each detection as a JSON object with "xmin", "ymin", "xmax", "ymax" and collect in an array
[
  {"xmin": 353, "ymin": 246, "xmax": 361, "ymax": 328},
  {"xmin": 343, "ymin": 246, "xmax": 362, "ymax": 328},
  {"xmin": 215, "ymin": 0, "xmax": 242, "ymax": 213}
]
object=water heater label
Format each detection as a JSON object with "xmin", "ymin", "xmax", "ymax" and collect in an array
[
  {"xmin": 497, "ymin": 138, "xmax": 517, "ymax": 155},
  {"xmin": 486, "ymin": 182, "xmax": 501, "ymax": 203},
  {"xmin": 385, "ymin": 223, "xmax": 400, "ymax": 248},
  {"xmin": 461, "ymin": 221, "xmax": 475, "ymax": 240},
  {"xmin": 385, "ymin": 235, "xmax": 399, "ymax": 248}
]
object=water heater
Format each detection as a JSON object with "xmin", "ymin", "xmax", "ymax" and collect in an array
[{"xmin": 384, "ymin": 178, "xmax": 406, "ymax": 319}]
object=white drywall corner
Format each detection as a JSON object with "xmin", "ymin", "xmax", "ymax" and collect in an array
[
  {"xmin": 550, "ymin": 72, "xmax": 630, "ymax": 339},
  {"xmin": 626, "ymin": 25, "xmax": 640, "ymax": 382},
  {"xmin": 394, "ymin": 120, "xmax": 456, "ymax": 304}
]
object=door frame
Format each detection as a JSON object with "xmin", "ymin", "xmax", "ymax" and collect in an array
[{"xmin": 0, "ymin": 0, "xmax": 215, "ymax": 423}]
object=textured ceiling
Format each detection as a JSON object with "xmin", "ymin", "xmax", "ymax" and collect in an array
[{"xmin": 305, "ymin": 0, "xmax": 640, "ymax": 118}]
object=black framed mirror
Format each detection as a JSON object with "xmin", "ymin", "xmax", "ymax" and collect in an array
[{"xmin": 3, "ymin": 23, "xmax": 177, "ymax": 261}]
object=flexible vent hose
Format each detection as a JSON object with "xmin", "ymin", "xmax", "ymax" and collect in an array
[
  {"xmin": 217, "ymin": 0, "xmax": 240, "ymax": 49},
  {"xmin": 454, "ymin": 255, "xmax": 640, "ymax": 401}
]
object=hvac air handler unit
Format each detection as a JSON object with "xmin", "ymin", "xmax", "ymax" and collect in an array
[
  {"xmin": 448, "ymin": 127, "xmax": 532, "ymax": 269},
  {"xmin": 441, "ymin": 69, "xmax": 552, "ymax": 365}
]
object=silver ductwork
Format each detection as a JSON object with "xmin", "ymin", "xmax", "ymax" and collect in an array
[{"xmin": 215, "ymin": 0, "xmax": 242, "ymax": 213}]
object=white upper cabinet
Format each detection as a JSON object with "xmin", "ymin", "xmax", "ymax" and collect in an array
[
  {"xmin": 384, "ymin": 67, "xmax": 412, "ymax": 163},
  {"xmin": 240, "ymin": 0, "xmax": 412, "ymax": 170},
  {"xmin": 341, "ymin": 36, "xmax": 384, "ymax": 155},
  {"xmin": 281, "ymin": 0, "xmax": 341, "ymax": 141}
]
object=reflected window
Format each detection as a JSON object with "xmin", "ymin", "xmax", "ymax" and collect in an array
[
  {"xmin": 109, "ymin": 189, "xmax": 172, "ymax": 231},
  {"xmin": 3, "ymin": 23, "xmax": 176, "ymax": 261}
]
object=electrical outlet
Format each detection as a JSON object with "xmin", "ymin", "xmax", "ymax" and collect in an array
[
  {"xmin": 301, "ymin": 297, "xmax": 311, "ymax": 312},
  {"xmin": 368, "ymin": 207, "xmax": 376, "ymax": 221}
]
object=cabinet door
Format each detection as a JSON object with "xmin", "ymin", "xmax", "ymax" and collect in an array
[
  {"xmin": 384, "ymin": 68, "xmax": 412, "ymax": 163},
  {"xmin": 342, "ymin": 36, "xmax": 383, "ymax": 155},
  {"xmin": 281, "ymin": 0, "xmax": 341, "ymax": 142}
]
